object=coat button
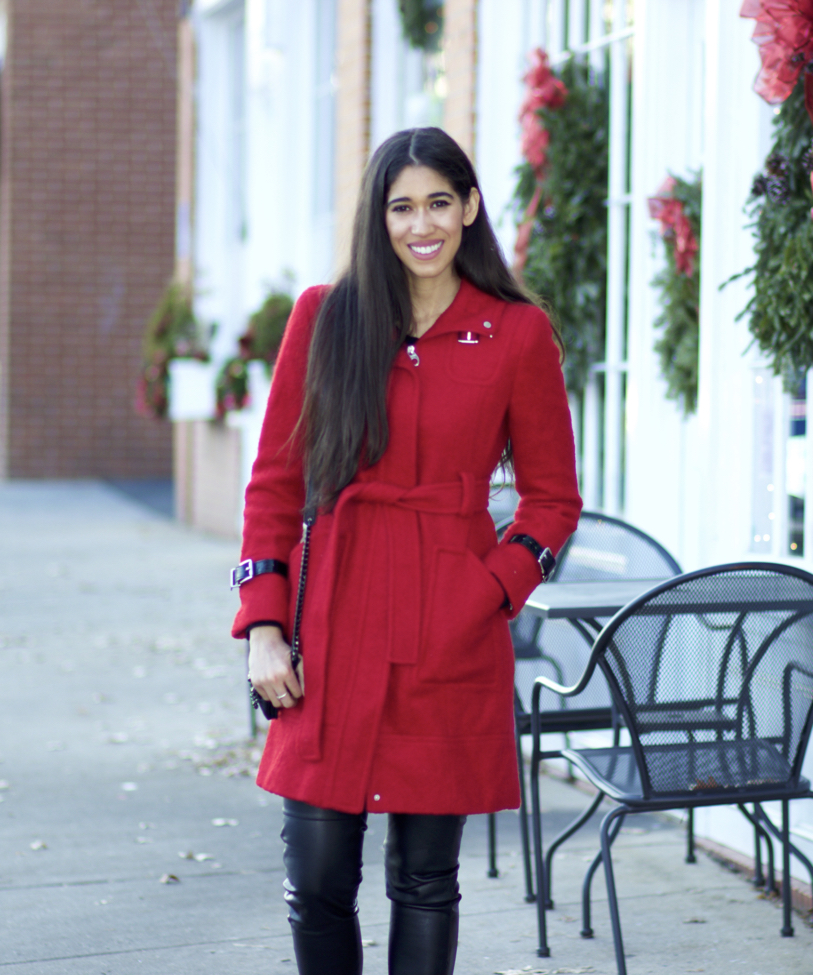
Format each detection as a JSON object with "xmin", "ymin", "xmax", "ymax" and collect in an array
[
  {"xmin": 483, "ymin": 321, "xmax": 492, "ymax": 328},
  {"xmin": 373, "ymin": 794, "xmax": 381, "ymax": 801}
]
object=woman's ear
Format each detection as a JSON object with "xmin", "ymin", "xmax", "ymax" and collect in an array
[{"xmin": 462, "ymin": 188, "xmax": 481, "ymax": 227}]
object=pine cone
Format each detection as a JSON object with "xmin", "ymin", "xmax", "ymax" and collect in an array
[
  {"xmin": 751, "ymin": 174, "xmax": 768, "ymax": 198},
  {"xmin": 765, "ymin": 175, "xmax": 790, "ymax": 204},
  {"xmin": 765, "ymin": 153, "xmax": 789, "ymax": 177}
]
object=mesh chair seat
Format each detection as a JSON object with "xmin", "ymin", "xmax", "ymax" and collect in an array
[{"xmin": 564, "ymin": 740, "xmax": 807, "ymax": 803}]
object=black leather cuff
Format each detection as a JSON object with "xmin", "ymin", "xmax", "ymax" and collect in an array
[{"xmin": 507, "ymin": 534, "xmax": 556, "ymax": 581}]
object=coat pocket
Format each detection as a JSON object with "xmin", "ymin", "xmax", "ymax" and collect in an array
[{"xmin": 419, "ymin": 547, "xmax": 506, "ymax": 684}]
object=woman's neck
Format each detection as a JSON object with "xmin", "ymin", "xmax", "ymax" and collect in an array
[{"xmin": 408, "ymin": 271, "xmax": 461, "ymax": 338}]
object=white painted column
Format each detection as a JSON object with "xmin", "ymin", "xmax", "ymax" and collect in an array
[{"xmin": 602, "ymin": 0, "xmax": 630, "ymax": 516}]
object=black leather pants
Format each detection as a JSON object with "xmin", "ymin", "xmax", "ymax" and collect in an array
[{"xmin": 281, "ymin": 798, "xmax": 466, "ymax": 975}]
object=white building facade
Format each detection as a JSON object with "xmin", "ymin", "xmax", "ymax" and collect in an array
[{"xmin": 179, "ymin": 0, "xmax": 813, "ymax": 884}]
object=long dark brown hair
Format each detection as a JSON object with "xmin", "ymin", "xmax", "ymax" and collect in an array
[{"xmin": 299, "ymin": 126, "xmax": 559, "ymax": 508}]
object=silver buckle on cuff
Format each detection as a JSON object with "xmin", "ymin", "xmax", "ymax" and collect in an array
[{"xmin": 230, "ymin": 559, "xmax": 254, "ymax": 589}]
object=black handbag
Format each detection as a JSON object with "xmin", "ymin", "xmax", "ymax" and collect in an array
[{"xmin": 249, "ymin": 505, "xmax": 315, "ymax": 720}]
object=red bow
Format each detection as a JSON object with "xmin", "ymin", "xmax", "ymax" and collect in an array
[
  {"xmin": 648, "ymin": 177, "xmax": 699, "ymax": 278},
  {"xmin": 740, "ymin": 0, "xmax": 813, "ymax": 114},
  {"xmin": 514, "ymin": 50, "xmax": 568, "ymax": 273}
]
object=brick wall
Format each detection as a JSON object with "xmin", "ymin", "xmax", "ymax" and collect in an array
[{"xmin": 0, "ymin": 0, "xmax": 177, "ymax": 478}]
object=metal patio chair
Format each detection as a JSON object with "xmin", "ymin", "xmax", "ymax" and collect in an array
[
  {"xmin": 487, "ymin": 509, "xmax": 682, "ymax": 901},
  {"xmin": 530, "ymin": 562, "xmax": 813, "ymax": 974}
]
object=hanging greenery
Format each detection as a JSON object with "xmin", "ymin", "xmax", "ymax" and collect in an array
[
  {"xmin": 734, "ymin": 80, "xmax": 813, "ymax": 388},
  {"xmin": 648, "ymin": 173, "xmax": 702, "ymax": 414},
  {"xmin": 215, "ymin": 290, "xmax": 294, "ymax": 418},
  {"xmin": 398, "ymin": 0, "xmax": 443, "ymax": 52},
  {"xmin": 513, "ymin": 52, "xmax": 609, "ymax": 396},
  {"xmin": 136, "ymin": 281, "xmax": 209, "ymax": 420},
  {"xmin": 734, "ymin": 1, "xmax": 813, "ymax": 388}
]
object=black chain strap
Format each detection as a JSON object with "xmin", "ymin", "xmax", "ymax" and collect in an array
[{"xmin": 289, "ymin": 509, "xmax": 315, "ymax": 671}]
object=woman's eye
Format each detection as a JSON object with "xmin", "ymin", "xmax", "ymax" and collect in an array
[{"xmin": 431, "ymin": 199, "xmax": 450, "ymax": 208}]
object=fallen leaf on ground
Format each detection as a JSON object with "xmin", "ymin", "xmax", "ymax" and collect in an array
[
  {"xmin": 159, "ymin": 873, "xmax": 180, "ymax": 884},
  {"xmin": 179, "ymin": 851, "xmax": 195, "ymax": 859},
  {"xmin": 194, "ymin": 853, "xmax": 213, "ymax": 861},
  {"xmin": 683, "ymin": 917, "xmax": 706, "ymax": 924},
  {"xmin": 361, "ymin": 939, "xmax": 376, "ymax": 947},
  {"xmin": 29, "ymin": 840, "xmax": 47, "ymax": 851},
  {"xmin": 212, "ymin": 818, "xmax": 239, "ymax": 827}
]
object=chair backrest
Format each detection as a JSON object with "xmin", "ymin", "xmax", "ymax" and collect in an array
[
  {"xmin": 511, "ymin": 510, "xmax": 681, "ymax": 716},
  {"xmin": 551, "ymin": 511, "xmax": 681, "ymax": 582},
  {"xmin": 592, "ymin": 562, "xmax": 813, "ymax": 798}
]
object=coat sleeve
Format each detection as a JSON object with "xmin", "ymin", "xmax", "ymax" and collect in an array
[
  {"xmin": 483, "ymin": 306, "xmax": 582, "ymax": 619},
  {"xmin": 230, "ymin": 286, "xmax": 326, "ymax": 639}
]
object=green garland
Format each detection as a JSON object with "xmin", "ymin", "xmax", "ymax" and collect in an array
[
  {"xmin": 137, "ymin": 281, "xmax": 208, "ymax": 420},
  {"xmin": 514, "ymin": 60, "xmax": 609, "ymax": 396},
  {"xmin": 398, "ymin": 0, "xmax": 443, "ymax": 52},
  {"xmin": 737, "ymin": 78, "xmax": 813, "ymax": 389},
  {"xmin": 650, "ymin": 174, "xmax": 702, "ymax": 414}
]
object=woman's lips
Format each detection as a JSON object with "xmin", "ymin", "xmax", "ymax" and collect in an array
[{"xmin": 407, "ymin": 240, "xmax": 443, "ymax": 260}]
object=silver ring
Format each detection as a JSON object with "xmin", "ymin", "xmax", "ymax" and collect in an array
[{"xmin": 277, "ymin": 691, "xmax": 289, "ymax": 700}]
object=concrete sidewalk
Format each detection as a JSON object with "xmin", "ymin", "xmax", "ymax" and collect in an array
[{"xmin": 1, "ymin": 481, "xmax": 811, "ymax": 975}]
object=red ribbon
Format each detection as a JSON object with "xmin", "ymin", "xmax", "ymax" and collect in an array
[
  {"xmin": 740, "ymin": 0, "xmax": 813, "ymax": 112},
  {"xmin": 514, "ymin": 49, "xmax": 568, "ymax": 273},
  {"xmin": 648, "ymin": 177, "xmax": 699, "ymax": 278}
]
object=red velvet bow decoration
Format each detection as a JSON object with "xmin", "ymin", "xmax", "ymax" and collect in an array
[
  {"xmin": 740, "ymin": 0, "xmax": 813, "ymax": 108},
  {"xmin": 741, "ymin": 0, "xmax": 813, "ymax": 210},
  {"xmin": 514, "ymin": 49, "xmax": 568, "ymax": 273},
  {"xmin": 648, "ymin": 177, "xmax": 699, "ymax": 278}
]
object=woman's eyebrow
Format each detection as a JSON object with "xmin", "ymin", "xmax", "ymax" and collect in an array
[{"xmin": 386, "ymin": 191, "xmax": 454, "ymax": 205}]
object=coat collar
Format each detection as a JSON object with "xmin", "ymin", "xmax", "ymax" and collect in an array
[{"xmin": 417, "ymin": 278, "xmax": 505, "ymax": 341}]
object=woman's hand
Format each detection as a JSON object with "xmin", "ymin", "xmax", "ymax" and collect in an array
[{"xmin": 248, "ymin": 625, "xmax": 304, "ymax": 709}]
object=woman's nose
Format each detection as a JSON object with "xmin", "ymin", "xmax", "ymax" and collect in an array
[{"xmin": 411, "ymin": 208, "xmax": 431, "ymax": 234}]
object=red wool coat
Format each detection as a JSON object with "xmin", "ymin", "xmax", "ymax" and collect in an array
[{"xmin": 233, "ymin": 278, "xmax": 581, "ymax": 815}]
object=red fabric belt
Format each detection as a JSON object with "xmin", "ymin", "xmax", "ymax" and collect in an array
[{"xmin": 298, "ymin": 472, "xmax": 491, "ymax": 761}]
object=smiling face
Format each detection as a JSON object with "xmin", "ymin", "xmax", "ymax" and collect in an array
[{"xmin": 384, "ymin": 165, "xmax": 480, "ymax": 289}]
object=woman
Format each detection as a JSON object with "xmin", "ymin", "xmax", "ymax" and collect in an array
[{"xmin": 232, "ymin": 127, "xmax": 581, "ymax": 975}]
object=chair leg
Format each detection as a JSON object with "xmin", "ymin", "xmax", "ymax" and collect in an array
[
  {"xmin": 754, "ymin": 802, "xmax": 813, "ymax": 900},
  {"xmin": 600, "ymin": 807, "xmax": 630, "ymax": 975},
  {"xmin": 487, "ymin": 813, "xmax": 498, "ymax": 878},
  {"xmin": 737, "ymin": 803, "xmax": 775, "ymax": 892},
  {"xmin": 580, "ymin": 810, "xmax": 625, "ymax": 939},
  {"xmin": 545, "ymin": 790, "xmax": 605, "ymax": 910},
  {"xmin": 752, "ymin": 803, "xmax": 765, "ymax": 887},
  {"xmin": 685, "ymin": 806, "xmax": 696, "ymax": 863},
  {"xmin": 515, "ymin": 731, "xmax": 535, "ymax": 901},
  {"xmin": 781, "ymin": 799, "xmax": 794, "ymax": 937},
  {"xmin": 529, "ymin": 707, "xmax": 549, "ymax": 957}
]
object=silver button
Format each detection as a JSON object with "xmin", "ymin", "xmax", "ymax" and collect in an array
[
  {"xmin": 373, "ymin": 794, "xmax": 381, "ymax": 801},
  {"xmin": 483, "ymin": 321, "xmax": 492, "ymax": 328}
]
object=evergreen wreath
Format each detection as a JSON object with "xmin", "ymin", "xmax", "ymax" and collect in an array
[
  {"xmin": 648, "ymin": 173, "xmax": 702, "ymax": 414},
  {"xmin": 398, "ymin": 0, "xmax": 443, "ymax": 52},
  {"xmin": 735, "ymin": 0, "xmax": 813, "ymax": 388},
  {"xmin": 735, "ymin": 79, "xmax": 813, "ymax": 388},
  {"xmin": 136, "ymin": 281, "xmax": 208, "ymax": 420},
  {"xmin": 513, "ymin": 54, "xmax": 609, "ymax": 396}
]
